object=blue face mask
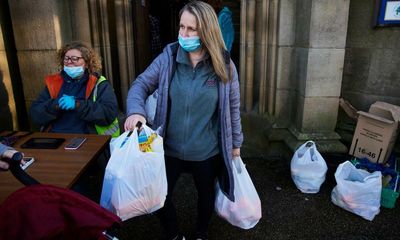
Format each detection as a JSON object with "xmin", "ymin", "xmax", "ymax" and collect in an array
[
  {"xmin": 64, "ymin": 66, "xmax": 85, "ymax": 79},
  {"xmin": 178, "ymin": 35, "xmax": 201, "ymax": 52}
]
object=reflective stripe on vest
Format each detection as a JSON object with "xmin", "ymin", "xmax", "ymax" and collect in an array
[{"xmin": 93, "ymin": 76, "xmax": 120, "ymax": 138}]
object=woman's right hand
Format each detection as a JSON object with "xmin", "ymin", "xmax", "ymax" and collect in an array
[{"xmin": 124, "ymin": 114, "xmax": 146, "ymax": 131}]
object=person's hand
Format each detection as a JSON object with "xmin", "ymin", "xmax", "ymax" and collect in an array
[
  {"xmin": 232, "ymin": 148, "xmax": 240, "ymax": 158},
  {"xmin": 0, "ymin": 149, "xmax": 21, "ymax": 170},
  {"xmin": 124, "ymin": 114, "xmax": 146, "ymax": 131},
  {"xmin": 58, "ymin": 94, "xmax": 76, "ymax": 110},
  {"xmin": 0, "ymin": 159, "xmax": 9, "ymax": 170}
]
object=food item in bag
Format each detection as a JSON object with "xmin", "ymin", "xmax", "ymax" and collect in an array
[{"xmin": 138, "ymin": 132, "xmax": 158, "ymax": 152}]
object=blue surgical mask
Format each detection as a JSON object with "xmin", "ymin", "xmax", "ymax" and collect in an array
[
  {"xmin": 178, "ymin": 35, "xmax": 201, "ymax": 52},
  {"xmin": 63, "ymin": 66, "xmax": 85, "ymax": 79}
]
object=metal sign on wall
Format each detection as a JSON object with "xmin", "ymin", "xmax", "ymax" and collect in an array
[{"xmin": 373, "ymin": 0, "xmax": 400, "ymax": 26}]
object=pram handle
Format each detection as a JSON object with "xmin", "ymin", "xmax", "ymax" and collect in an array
[{"xmin": 8, "ymin": 152, "xmax": 40, "ymax": 186}]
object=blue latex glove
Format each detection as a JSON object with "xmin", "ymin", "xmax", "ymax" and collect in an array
[{"xmin": 58, "ymin": 94, "xmax": 76, "ymax": 110}]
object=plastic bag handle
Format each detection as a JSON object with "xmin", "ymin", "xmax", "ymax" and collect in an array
[
  {"xmin": 129, "ymin": 121, "xmax": 142, "ymax": 136},
  {"xmin": 305, "ymin": 141, "xmax": 314, "ymax": 148},
  {"xmin": 306, "ymin": 141, "xmax": 320, "ymax": 162},
  {"xmin": 233, "ymin": 156, "xmax": 242, "ymax": 174},
  {"xmin": 120, "ymin": 121, "xmax": 143, "ymax": 148},
  {"xmin": 297, "ymin": 140, "xmax": 315, "ymax": 158}
]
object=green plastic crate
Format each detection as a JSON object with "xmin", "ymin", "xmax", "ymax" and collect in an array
[
  {"xmin": 381, "ymin": 187, "xmax": 399, "ymax": 209},
  {"xmin": 381, "ymin": 174, "xmax": 399, "ymax": 209}
]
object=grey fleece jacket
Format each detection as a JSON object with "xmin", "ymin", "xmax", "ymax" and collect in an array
[{"xmin": 126, "ymin": 42, "xmax": 243, "ymax": 201}]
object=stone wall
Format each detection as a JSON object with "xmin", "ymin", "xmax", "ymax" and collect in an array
[
  {"xmin": 8, "ymin": 0, "xmax": 71, "ymax": 125},
  {"xmin": 341, "ymin": 0, "xmax": 400, "ymax": 111},
  {"xmin": 290, "ymin": 0, "xmax": 348, "ymax": 137},
  {"xmin": 338, "ymin": 0, "xmax": 400, "ymax": 144}
]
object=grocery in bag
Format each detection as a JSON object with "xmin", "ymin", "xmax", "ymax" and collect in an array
[
  {"xmin": 291, "ymin": 141, "xmax": 327, "ymax": 193},
  {"xmin": 100, "ymin": 125, "xmax": 167, "ymax": 221},
  {"xmin": 215, "ymin": 157, "xmax": 262, "ymax": 229},
  {"xmin": 331, "ymin": 161, "xmax": 381, "ymax": 221}
]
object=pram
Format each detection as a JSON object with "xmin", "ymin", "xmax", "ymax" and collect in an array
[{"xmin": 0, "ymin": 152, "xmax": 122, "ymax": 240}]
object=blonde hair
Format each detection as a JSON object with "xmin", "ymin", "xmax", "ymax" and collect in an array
[
  {"xmin": 57, "ymin": 41, "xmax": 102, "ymax": 74},
  {"xmin": 180, "ymin": 1, "xmax": 229, "ymax": 83}
]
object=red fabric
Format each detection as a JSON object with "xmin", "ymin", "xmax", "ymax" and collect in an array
[{"xmin": 0, "ymin": 184, "xmax": 121, "ymax": 240}]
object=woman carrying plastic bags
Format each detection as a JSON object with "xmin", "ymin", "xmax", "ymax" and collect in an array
[{"xmin": 123, "ymin": 2, "xmax": 243, "ymax": 239}]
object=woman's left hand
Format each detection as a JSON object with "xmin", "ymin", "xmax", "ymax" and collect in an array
[{"xmin": 232, "ymin": 148, "xmax": 240, "ymax": 158}]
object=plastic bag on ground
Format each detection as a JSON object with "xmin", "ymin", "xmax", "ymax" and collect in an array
[
  {"xmin": 331, "ymin": 161, "xmax": 382, "ymax": 221},
  {"xmin": 100, "ymin": 126, "xmax": 167, "ymax": 221},
  {"xmin": 215, "ymin": 156, "xmax": 262, "ymax": 229},
  {"xmin": 291, "ymin": 141, "xmax": 328, "ymax": 193}
]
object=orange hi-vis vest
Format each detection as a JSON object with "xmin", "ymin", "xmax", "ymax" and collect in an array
[{"xmin": 45, "ymin": 73, "xmax": 98, "ymax": 100}]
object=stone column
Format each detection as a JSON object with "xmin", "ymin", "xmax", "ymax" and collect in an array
[
  {"xmin": 288, "ymin": 0, "xmax": 350, "ymax": 152},
  {"xmin": 114, "ymin": 0, "xmax": 136, "ymax": 111},
  {"xmin": 273, "ymin": 0, "xmax": 295, "ymax": 128},
  {"xmin": 240, "ymin": 0, "xmax": 256, "ymax": 112},
  {"xmin": 8, "ymin": 0, "xmax": 72, "ymax": 115},
  {"xmin": 88, "ymin": 0, "xmax": 114, "ymax": 84},
  {"xmin": 70, "ymin": 0, "xmax": 92, "ymax": 43},
  {"xmin": 0, "ymin": 20, "xmax": 17, "ymax": 129}
]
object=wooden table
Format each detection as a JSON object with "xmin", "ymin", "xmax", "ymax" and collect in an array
[{"xmin": 0, "ymin": 132, "xmax": 110, "ymax": 203}]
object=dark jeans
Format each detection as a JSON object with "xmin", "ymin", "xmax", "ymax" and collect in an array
[
  {"xmin": 71, "ymin": 148, "xmax": 110, "ymax": 202},
  {"xmin": 157, "ymin": 154, "xmax": 222, "ymax": 239}
]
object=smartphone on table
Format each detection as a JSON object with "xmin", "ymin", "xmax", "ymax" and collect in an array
[
  {"xmin": 20, "ymin": 157, "xmax": 35, "ymax": 170},
  {"xmin": 64, "ymin": 137, "xmax": 87, "ymax": 150}
]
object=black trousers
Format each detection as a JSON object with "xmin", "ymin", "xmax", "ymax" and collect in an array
[{"xmin": 157, "ymin": 154, "xmax": 222, "ymax": 239}]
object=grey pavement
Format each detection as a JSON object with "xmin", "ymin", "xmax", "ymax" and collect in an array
[{"xmin": 94, "ymin": 156, "xmax": 400, "ymax": 240}]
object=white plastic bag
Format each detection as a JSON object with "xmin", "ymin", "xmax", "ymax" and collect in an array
[
  {"xmin": 331, "ymin": 161, "xmax": 382, "ymax": 221},
  {"xmin": 145, "ymin": 90, "xmax": 158, "ymax": 126},
  {"xmin": 215, "ymin": 157, "xmax": 262, "ymax": 229},
  {"xmin": 290, "ymin": 141, "xmax": 328, "ymax": 193},
  {"xmin": 100, "ymin": 126, "xmax": 167, "ymax": 221}
]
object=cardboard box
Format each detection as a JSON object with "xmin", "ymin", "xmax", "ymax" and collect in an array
[{"xmin": 349, "ymin": 101, "xmax": 400, "ymax": 164}]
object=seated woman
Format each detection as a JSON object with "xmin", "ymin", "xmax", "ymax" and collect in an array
[{"xmin": 30, "ymin": 41, "xmax": 119, "ymax": 137}]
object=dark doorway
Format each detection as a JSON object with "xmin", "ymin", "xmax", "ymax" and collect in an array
[
  {"xmin": 147, "ymin": 0, "xmax": 186, "ymax": 60},
  {"xmin": 148, "ymin": 0, "xmax": 240, "ymax": 64}
]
